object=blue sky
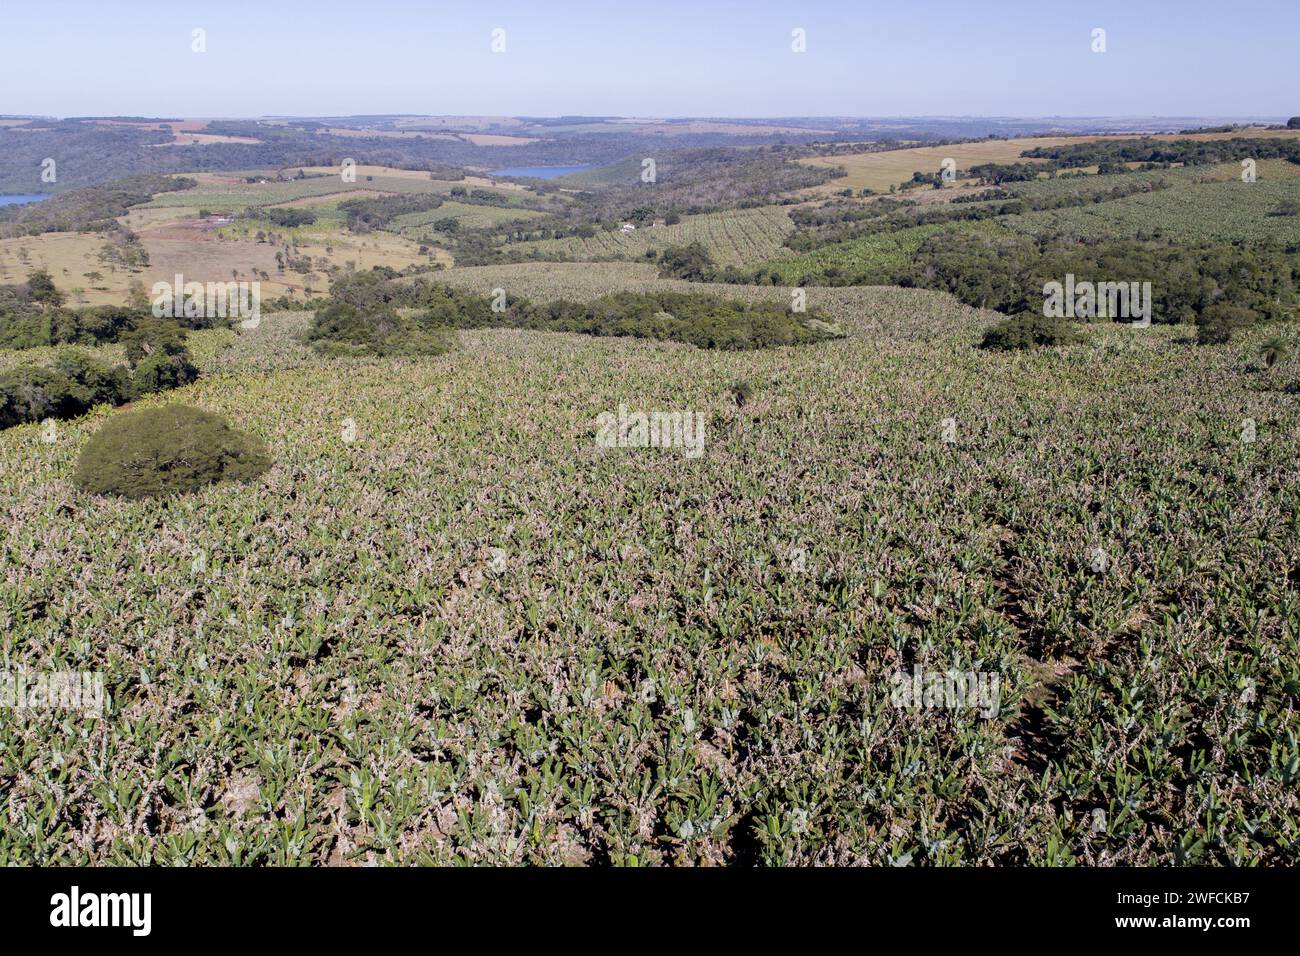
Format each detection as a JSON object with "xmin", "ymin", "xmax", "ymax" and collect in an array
[{"xmin": 2, "ymin": 0, "xmax": 1296, "ymax": 118}]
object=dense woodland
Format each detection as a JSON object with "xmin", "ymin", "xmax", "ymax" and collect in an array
[
  {"xmin": 308, "ymin": 269, "xmax": 841, "ymax": 353},
  {"xmin": 0, "ymin": 117, "xmax": 855, "ymax": 195},
  {"xmin": 0, "ymin": 174, "xmax": 195, "ymax": 237},
  {"xmin": 0, "ymin": 272, "xmax": 203, "ymax": 428}
]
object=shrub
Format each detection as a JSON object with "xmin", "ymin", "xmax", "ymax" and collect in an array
[
  {"xmin": 51, "ymin": 349, "xmax": 133, "ymax": 411},
  {"xmin": 55, "ymin": 305, "xmax": 150, "ymax": 345},
  {"xmin": 656, "ymin": 242, "xmax": 716, "ymax": 281},
  {"xmin": 1196, "ymin": 303, "xmax": 1259, "ymax": 345},
  {"xmin": 0, "ymin": 283, "xmax": 153, "ymax": 349},
  {"xmin": 264, "ymin": 208, "xmax": 317, "ymax": 228},
  {"xmin": 0, "ymin": 308, "xmax": 53, "ymax": 349},
  {"xmin": 980, "ymin": 314, "xmax": 1085, "ymax": 351},
  {"xmin": 26, "ymin": 270, "xmax": 65, "ymax": 308},
  {"xmin": 0, "ymin": 365, "xmax": 69, "ymax": 429},
  {"xmin": 730, "ymin": 380, "xmax": 752, "ymax": 407},
  {"xmin": 338, "ymin": 193, "xmax": 443, "ymax": 231},
  {"xmin": 132, "ymin": 351, "xmax": 199, "ymax": 394},
  {"xmin": 74, "ymin": 405, "xmax": 270, "ymax": 500},
  {"xmin": 0, "ymin": 331, "xmax": 197, "ymax": 431},
  {"xmin": 1259, "ymin": 335, "xmax": 1290, "ymax": 368},
  {"xmin": 120, "ymin": 316, "xmax": 189, "ymax": 364},
  {"xmin": 762, "ymin": 228, "xmax": 1300, "ymax": 324}
]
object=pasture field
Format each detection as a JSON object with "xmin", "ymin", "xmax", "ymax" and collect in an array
[
  {"xmin": 60, "ymin": 169, "xmax": 479, "ymax": 302},
  {"xmin": 801, "ymin": 128, "xmax": 1300, "ymax": 195},
  {"xmin": 290, "ymin": 230, "xmax": 446, "ymax": 274},
  {"xmin": 295, "ymin": 166, "xmax": 530, "ymax": 194},
  {"xmin": 2, "ymin": 292, "xmax": 1297, "ymax": 865},
  {"xmin": 147, "ymin": 132, "xmax": 262, "ymax": 147},
  {"xmin": 219, "ymin": 207, "xmax": 351, "ymax": 239},
  {"xmin": 119, "ymin": 205, "xmax": 204, "ymax": 231},
  {"xmin": 265, "ymin": 191, "xmax": 399, "ymax": 210},
  {"xmin": 0, "ymin": 209, "xmax": 448, "ymax": 305},
  {"xmin": 138, "ymin": 223, "xmax": 442, "ymax": 298},
  {"xmin": 798, "ymin": 137, "xmax": 1109, "ymax": 194},
  {"xmin": 390, "ymin": 201, "xmax": 548, "ymax": 237},
  {"xmin": 0, "ymin": 233, "xmax": 126, "ymax": 304},
  {"xmin": 139, "ymin": 167, "xmax": 536, "ymax": 215},
  {"xmin": 0, "ymin": 225, "xmax": 290, "ymax": 306},
  {"xmin": 509, "ymin": 206, "xmax": 795, "ymax": 267},
  {"xmin": 293, "ymin": 165, "xmax": 448, "ymax": 181},
  {"xmin": 141, "ymin": 175, "xmax": 449, "ymax": 212}
]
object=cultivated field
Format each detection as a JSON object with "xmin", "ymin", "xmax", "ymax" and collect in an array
[
  {"xmin": 2, "ymin": 118, "xmax": 1299, "ymax": 869},
  {"xmin": 511, "ymin": 207, "xmax": 795, "ymax": 266},
  {"xmin": 1006, "ymin": 176, "xmax": 1300, "ymax": 244},
  {"xmin": 3, "ymin": 291, "xmax": 1296, "ymax": 864},
  {"xmin": 318, "ymin": 128, "xmax": 536, "ymax": 146}
]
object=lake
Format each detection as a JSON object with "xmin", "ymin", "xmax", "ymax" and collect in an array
[
  {"xmin": 489, "ymin": 165, "xmax": 592, "ymax": 180},
  {"xmin": 0, "ymin": 194, "xmax": 51, "ymax": 206}
]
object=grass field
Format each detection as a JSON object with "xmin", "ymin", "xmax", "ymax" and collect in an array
[
  {"xmin": 141, "ymin": 175, "xmax": 451, "ymax": 212},
  {"xmin": 140, "ymin": 168, "xmax": 531, "ymax": 214},
  {"xmin": 390, "ymin": 201, "xmax": 548, "ymax": 237},
  {"xmin": 0, "ymin": 233, "xmax": 124, "ymax": 304},
  {"xmin": 0, "ymin": 210, "xmax": 450, "ymax": 306},
  {"xmin": 18, "ymin": 167, "xmax": 508, "ymax": 303},
  {"xmin": 799, "ymin": 137, "xmax": 1107, "ymax": 194}
]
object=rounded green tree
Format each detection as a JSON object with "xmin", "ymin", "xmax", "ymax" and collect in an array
[
  {"xmin": 979, "ymin": 314, "xmax": 1084, "ymax": 351},
  {"xmin": 74, "ymin": 405, "xmax": 270, "ymax": 499}
]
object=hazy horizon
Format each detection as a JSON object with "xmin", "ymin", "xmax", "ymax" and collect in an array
[
  {"xmin": 3, "ymin": 112, "xmax": 1292, "ymax": 123},
  {"xmin": 3, "ymin": 0, "xmax": 1296, "ymax": 118}
]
